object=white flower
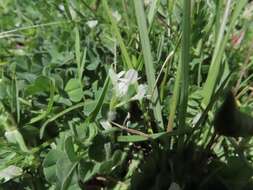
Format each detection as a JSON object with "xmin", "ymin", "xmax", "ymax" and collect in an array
[
  {"xmin": 58, "ymin": 4, "xmax": 65, "ymax": 11},
  {"xmin": 131, "ymin": 84, "xmax": 147, "ymax": 100},
  {"xmin": 109, "ymin": 69, "xmax": 138, "ymax": 97},
  {"xmin": 112, "ymin": 10, "xmax": 121, "ymax": 22},
  {"xmin": 100, "ymin": 120, "xmax": 112, "ymax": 130},
  {"xmin": 144, "ymin": 0, "xmax": 151, "ymax": 6},
  {"xmin": 86, "ymin": 20, "xmax": 98, "ymax": 28},
  {"xmin": 123, "ymin": 69, "xmax": 138, "ymax": 84},
  {"xmin": 107, "ymin": 111, "xmax": 116, "ymax": 121}
]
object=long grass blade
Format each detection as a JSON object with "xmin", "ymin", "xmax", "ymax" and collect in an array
[
  {"xmin": 202, "ymin": 0, "xmax": 248, "ymax": 105},
  {"xmin": 102, "ymin": 0, "xmax": 133, "ymax": 69},
  {"xmin": 178, "ymin": 0, "xmax": 191, "ymax": 128},
  {"xmin": 167, "ymin": 63, "xmax": 181, "ymax": 132},
  {"xmin": 86, "ymin": 76, "xmax": 110, "ymax": 122},
  {"xmin": 133, "ymin": 0, "xmax": 164, "ymax": 130},
  {"xmin": 147, "ymin": 0, "xmax": 160, "ymax": 25}
]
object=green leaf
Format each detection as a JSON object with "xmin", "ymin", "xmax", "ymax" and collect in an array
[
  {"xmin": 85, "ymin": 123, "xmax": 99, "ymax": 143},
  {"xmin": 86, "ymin": 61, "xmax": 100, "ymax": 71},
  {"xmin": 64, "ymin": 136, "xmax": 77, "ymax": 162},
  {"xmin": 117, "ymin": 130, "xmax": 190, "ymax": 142},
  {"xmin": 218, "ymin": 156, "xmax": 253, "ymax": 189},
  {"xmin": 178, "ymin": 0, "xmax": 191, "ymax": 128},
  {"xmin": 102, "ymin": 0, "xmax": 133, "ymax": 68},
  {"xmin": 202, "ymin": 0, "xmax": 248, "ymax": 105},
  {"xmin": 43, "ymin": 149, "xmax": 65, "ymax": 184},
  {"xmin": 0, "ymin": 79, "xmax": 8, "ymax": 99},
  {"xmin": 79, "ymin": 161, "xmax": 100, "ymax": 182},
  {"xmin": 29, "ymin": 81, "xmax": 55, "ymax": 124},
  {"xmin": 98, "ymin": 150, "xmax": 124, "ymax": 174},
  {"xmin": 133, "ymin": 0, "xmax": 164, "ymax": 130},
  {"xmin": 4, "ymin": 129, "xmax": 29, "ymax": 152},
  {"xmin": 86, "ymin": 76, "xmax": 110, "ymax": 122},
  {"xmin": 82, "ymin": 100, "xmax": 97, "ymax": 116},
  {"xmin": 56, "ymin": 154, "xmax": 78, "ymax": 190},
  {"xmin": 40, "ymin": 102, "xmax": 86, "ymax": 139},
  {"xmin": 117, "ymin": 135, "xmax": 148, "ymax": 142},
  {"xmin": 99, "ymin": 159, "xmax": 113, "ymax": 174},
  {"xmin": 0, "ymin": 165, "xmax": 22, "ymax": 183},
  {"xmin": 26, "ymin": 76, "xmax": 51, "ymax": 95},
  {"xmin": 111, "ymin": 150, "xmax": 124, "ymax": 165},
  {"xmin": 65, "ymin": 78, "xmax": 83, "ymax": 102}
]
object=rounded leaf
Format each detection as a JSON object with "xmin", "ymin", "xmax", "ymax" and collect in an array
[{"xmin": 65, "ymin": 79, "xmax": 83, "ymax": 102}]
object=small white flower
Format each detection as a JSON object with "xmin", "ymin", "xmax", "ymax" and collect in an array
[
  {"xmin": 124, "ymin": 69, "xmax": 138, "ymax": 84},
  {"xmin": 117, "ymin": 81, "xmax": 128, "ymax": 97},
  {"xmin": 107, "ymin": 111, "xmax": 116, "ymax": 121},
  {"xmin": 100, "ymin": 120, "xmax": 112, "ymax": 130},
  {"xmin": 15, "ymin": 22, "xmax": 21, "ymax": 27},
  {"xmin": 109, "ymin": 69, "xmax": 123, "ymax": 86},
  {"xmin": 69, "ymin": 6, "xmax": 77, "ymax": 19},
  {"xmin": 86, "ymin": 20, "xmax": 98, "ymax": 28},
  {"xmin": 131, "ymin": 84, "xmax": 147, "ymax": 100},
  {"xmin": 109, "ymin": 69, "xmax": 138, "ymax": 98},
  {"xmin": 112, "ymin": 10, "xmax": 121, "ymax": 22},
  {"xmin": 58, "ymin": 4, "xmax": 65, "ymax": 11},
  {"xmin": 144, "ymin": 0, "xmax": 151, "ymax": 6}
]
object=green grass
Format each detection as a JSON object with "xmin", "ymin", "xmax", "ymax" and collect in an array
[{"xmin": 134, "ymin": 0, "xmax": 164, "ymax": 130}]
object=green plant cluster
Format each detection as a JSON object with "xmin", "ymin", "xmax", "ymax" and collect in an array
[{"xmin": 1, "ymin": 0, "xmax": 253, "ymax": 189}]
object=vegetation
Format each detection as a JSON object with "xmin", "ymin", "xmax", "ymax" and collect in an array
[{"xmin": 0, "ymin": 0, "xmax": 253, "ymax": 189}]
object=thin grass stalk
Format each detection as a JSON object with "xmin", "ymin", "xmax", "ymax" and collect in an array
[
  {"xmin": 0, "ymin": 21, "xmax": 68, "ymax": 38},
  {"xmin": 133, "ymin": 0, "xmax": 164, "ymax": 130},
  {"xmin": 168, "ymin": 0, "xmax": 176, "ymax": 19},
  {"xmin": 63, "ymin": 0, "xmax": 73, "ymax": 19},
  {"xmin": 202, "ymin": 0, "xmax": 247, "ymax": 106},
  {"xmin": 75, "ymin": 26, "xmax": 86, "ymax": 82},
  {"xmin": 163, "ymin": 34, "xmax": 182, "ymax": 131},
  {"xmin": 167, "ymin": 63, "xmax": 181, "ymax": 132},
  {"xmin": 75, "ymin": 26, "xmax": 81, "ymax": 80},
  {"xmin": 178, "ymin": 0, "xmax": 191, "ymax": 128},
  {"xmin": 214, "ymin": 0, "xmax": 223, "ymax": 42},
  {"xmin": 147, "ymin": 0, "xmax": 160, "ymax": 25},
  {"xmin": 175, "ymin": 0, "xmax": 191, "ymax": 152},
  {"xmin": 202, "ymin": 0, "xmax": 231, "ymax": 105},
  {"xmin": 102, "ymin": 0, "xmax": 133, "ymax": 69}
]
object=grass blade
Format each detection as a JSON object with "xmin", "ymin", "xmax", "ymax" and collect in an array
[
  {"xmin": 86, "ymin": 76, "xmax": 110, "ymax": 122},
  {"xmin": 202, "ymin": 0, "xmax": 247, "ymax": 105},
  {"xmin": 133, "ymin": 0, "xmax": 164, "ymax": 130},
  {"xmin": 178, "ymin": 0, "xmax": 191, "ymax": 128},
  {"xmin": 40, "ymin": 102, "xmax": 85, "ymax": 139},
  {"xmin": 167, "ymin": 63, "xmax": 181, "ymax": 132},
  {"xmin": 147, "ymin": 0, "xmax": 160, "ymax": 25},
  {"xmin": 29, "ymin": 81, "xmax": 55, "ymax": 124},
  {"xmin": 102, "ymin": 0, "xmax": 133, "ymax": 69},
  {"xmin": 75, "ymin": 26, "xmax": 81, "ymax": 79}
]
